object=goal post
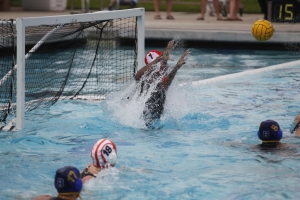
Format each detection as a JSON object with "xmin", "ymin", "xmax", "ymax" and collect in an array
[
  {"xmin": 9, "ymin": 8, "xmax": 145, "ymax": 130},
  {"xmin": 16, "ymin": 18, "xmax": 25, "ymax": 131}
]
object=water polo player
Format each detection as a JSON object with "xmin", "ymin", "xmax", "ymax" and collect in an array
[
  {"xmin": 135, "ymin": 40, "xmax": 189, "ymax": 128},
  {"xmin": 80, "ymin": 138, "xmax": 117, "ymax": 183},
  {"xmin": 253, "ymin": 119, "xmax": 298, "ymax": 154},
  {"xmin": 257, "ymin": 119, "xmax": 283, "ymax": 147},
  {"xmin": 34, "ymin": 166, "xmax": 83, "ymax": 200}
]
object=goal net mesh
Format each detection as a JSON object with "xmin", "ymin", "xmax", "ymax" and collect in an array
[{"xmin": 0, "ymin": 17, "xmax": 137, "ymax": 124}]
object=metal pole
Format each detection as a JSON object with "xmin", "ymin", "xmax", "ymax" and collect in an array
[
  {"xmin": 137, "ymin": 8, "xmax": 145, "ymax": 71},
  {"xmin": 16, "ymin": 18, "xmax": 25, "ymax": 130}
]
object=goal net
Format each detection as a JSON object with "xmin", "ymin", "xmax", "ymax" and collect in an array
[{"xmin": 0, "ymin": 8, "xmax": 145, "ymax": 130}]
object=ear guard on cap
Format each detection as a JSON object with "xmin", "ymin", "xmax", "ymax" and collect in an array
[
  {"xmin": 257, "ymin": 129, "xmax": 282, "ymax": 141},
  {"xmin": 75, "ymin": 179, "xmax": 82, "ymax": 193},
  {"xmin": 54, "ymin": 179, "xmax": 82, "ymax": 194},
  {"xmin": 257, "ymin": 120, "xmax": 282, "ymax": 142},
  {"xmin": 108, "ymin": 151, "xmax": 117, "ymax": 165}
]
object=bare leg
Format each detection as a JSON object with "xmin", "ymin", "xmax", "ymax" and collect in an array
[
  {"xmin": 154, "ymin": 0, "xmax": 161, "ymax": 16},
  {"xmin": 166, "ymin": 0, "xmax": 173, "ymax": 18},
  {"xmin": 201, "ymin": 0, "xmax": 206, "ymax": 18},
  {"xmin": 234, "ymin": 0, "xmax": 241, "ymax": 19},
  {"xmin": 227, "ymin": 0, "xmax": 242, "ymax": 20},
  {"xmin": 213, "ymin": 0, "xmax": 221, "ymax": 19},
  {"xmin": 228, "ymin": 0, "xmax": 235, "ymax": 19}
]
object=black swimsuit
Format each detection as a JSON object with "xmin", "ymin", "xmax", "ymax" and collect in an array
[
  {"xmin": 80, "ymin": 165, "xmax": 97, "ymax": 179},
  {"xmin": 139, "ymin": 71, "xmax": 160, "ymax": 95},
  {"xmin": 143, "ymin": 83, "xmax": 166, "ymax": 128},
  {"xmin": 138, "ymin": 67, "xmax": 168, "ymax": 128}
]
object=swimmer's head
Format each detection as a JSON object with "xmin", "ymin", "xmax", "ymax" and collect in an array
[
  {"xmin": 54, "ymin": 166, "xmax": 82, "ymax": 197},
  {"xmin": 90, "ymin": 138, "xmax": 117, "ymax": 168},
  {"xmin": 144, "ymin": 50, "xmax": 162, "ymax": 65},
  {"xmin": 257, "ymin": 120, "xmax": 282, "ymax": 143}
]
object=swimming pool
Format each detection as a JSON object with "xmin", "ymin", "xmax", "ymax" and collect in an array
[{"xmin": 1, "ymin": 47, "xmax": 300, "ymax": 199}]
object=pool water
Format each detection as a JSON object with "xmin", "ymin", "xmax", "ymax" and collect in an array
[{"xmin": 1, "ymin": 48, "xmax": 300, "ymax": 199}]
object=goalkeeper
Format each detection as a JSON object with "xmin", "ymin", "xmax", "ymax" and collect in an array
[{"xmin": 135, "ymin": 40, "xmax": 189, "ymax": 128}]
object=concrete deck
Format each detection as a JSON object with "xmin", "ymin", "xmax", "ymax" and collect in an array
[{"xmin": 1, "ymin": 7, "xmax": 300, "ymax": 49}]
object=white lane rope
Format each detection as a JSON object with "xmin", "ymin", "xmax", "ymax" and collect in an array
[{"xmin": 180, "ymin": 59, "xmax": 300, "ymax": 86}]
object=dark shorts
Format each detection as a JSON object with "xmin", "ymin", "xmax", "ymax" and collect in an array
[{"xmin": 143, "ymin": 83, "xmax": 166, "ymax": 128}]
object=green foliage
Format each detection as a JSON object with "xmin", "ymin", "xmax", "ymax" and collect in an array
[
  {"xmin": 242, "ymin": 0, "xmax": 262, "ymax": 14},
  {"xmin": 11, "ymin": 0, "xmax": 22, "ymax": 7},
  {"xmin": 11, "ymin": 0, "xmax": 261, "ymax": 14}
]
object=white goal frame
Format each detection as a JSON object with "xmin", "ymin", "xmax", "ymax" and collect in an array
[{"xmin": 15, "ymin": 8, "xmax": 145, "ymax": 130}]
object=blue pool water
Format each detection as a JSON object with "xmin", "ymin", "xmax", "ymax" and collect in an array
[{"xmin": 1, "ymin": 48, "xmax": 300, "ymax": 199}]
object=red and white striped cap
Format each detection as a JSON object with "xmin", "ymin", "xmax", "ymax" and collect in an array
[
  {"xmin": 144, "ymin": 50, "xmax": 162, "ymax": 65},
  {"xmin": 90, "ymin": 138, "xmax": 117, "ymax": 168}
]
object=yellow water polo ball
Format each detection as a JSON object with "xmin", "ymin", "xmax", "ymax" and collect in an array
[{"xmin": 251, "ymin": 19, "xmax": 274, "ymax": 41}]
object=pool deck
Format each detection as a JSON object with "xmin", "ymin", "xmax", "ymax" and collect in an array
[{"xmin": 2, "ymin": 7, "xmax": 300, "ymax": 49}]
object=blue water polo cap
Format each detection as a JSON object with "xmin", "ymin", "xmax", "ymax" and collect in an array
[
  {"xmin": 54, "ymin": 166, "xmax": 82, "ymax": 195},
  {"xmin": 257, "ymin": 119, "xmax": 282, "ymax": 141}
]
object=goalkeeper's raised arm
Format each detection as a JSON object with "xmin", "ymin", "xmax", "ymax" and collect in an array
[{"xmin": 135, "ymin": 40, "xmax": 189, "ymax": 128}]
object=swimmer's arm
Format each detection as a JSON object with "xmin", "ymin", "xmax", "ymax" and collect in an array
[
  {"xmin": 156, "ymin": 40, "xmax": 176, "ymax": 73},
  {"xmin": 135, "ymin": 40, "xmax": 176, "ymax": 80},
  {"xmin": 163, "ymin": 49, "xmax": 189, "ymax": 90},
  {"xmin": 32, "ymin": 195, "xmax": 52, "ymax": 200},
  {"xmin": 135, "ymin": 55, "xmax": 163, "ymax": 80},
  {"xmin": 161, "ymin": 40, "xmax": 176, "ymax": 66},
  {"xmin": 279, "ymin": 143, "xmax": 298, "ymax": 149}
]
